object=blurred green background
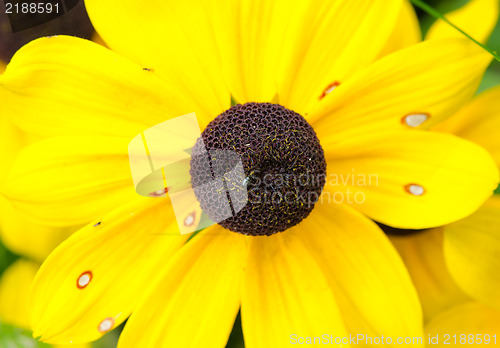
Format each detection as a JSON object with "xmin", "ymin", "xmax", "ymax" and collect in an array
[{"xmin": 0, "ymin": 1, "xmax": 499, "ymax": 347}]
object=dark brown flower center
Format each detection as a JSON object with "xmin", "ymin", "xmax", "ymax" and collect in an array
[{"xmin": 190, "ymin": 102, "xmax": 326, "ymax": 236}]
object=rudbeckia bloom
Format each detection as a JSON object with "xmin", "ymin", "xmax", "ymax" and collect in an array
[{"xmin": 0, "ymin": 0, "xmax": 499, "ymax": 347}]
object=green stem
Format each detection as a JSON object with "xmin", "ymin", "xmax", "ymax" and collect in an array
[{"xmin": 411, "ymin": 0, "xmax": 500, "ymax": 62}]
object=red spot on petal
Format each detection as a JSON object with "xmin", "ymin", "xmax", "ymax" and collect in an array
[
  {"xmin": 404, "ymin": 184, "xmax": 425, "ymax": 196},
  {"xmin": 148, "ymin": 187, "xmax": 169, "ymax": 197},
  {"xmin": 77, "ymin": 271, "xmax": 93, "ymax": 289},
  {"xmin": 401, "ymin": 113, "xmax": 430, "ymax": 127},
  {"xmin": 319, "ymin": 81, "xmax": 340, "ymax": 100},
  {"xmin": 98, "ymin": 317, "xmax": 115, "ymax": 333},
  {"xmin": 184, "ymin": 212, "xmax": 196, "ymax": 226}
]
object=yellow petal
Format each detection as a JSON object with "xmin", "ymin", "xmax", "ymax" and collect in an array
[
  {"xmin": 432, "ymin": 85, "xmax": 500, "ymax": 167},
  {"xmin": 390, "ymin": 229, "xmax": 468, "ymax": 322},
  {"xmin": 425, "ymin": 302, "xmax": 500, "ymax": 345},
  {"xmin": 117, "ymin": 227, "xmax": 245, "ymax": 348},
  {"xmin": 277, "ymin": 0, "xmax": 403, "ymax": 115},
  {"xmin": 84, "ymin": 0, "xmax": 229, "ymax": 119},
  {"xmin": 30, "ymin": 197, "xmax": 188, "ymax": 344},
  {"xmin": 426, "ymin": 0, "xmax": 499, "ymax": 44},
  {"xmin": 296, "ymin": 202, "xmax": 422, "ymax": 339},
  {"xmin": 0, "ymin": 259, "xmax": 39, "ymax": 330},
  {"xmin": 208, "ymin": 0, "xmax": 292, "ymax": 104},
  {"xmin": 1, "ymin": 135, "xmax": 136, "ymax": 226},
  {"xmin": 378, "ymin": 0, "xmax": 422, "ymax": 57},
  {"xmin": 309, "ymin": 38, "xmax": 492, "ymax": 142},
  {"xmin": 242, "ymin": 230, "xmax": 346, "ymax": 348},
  {"xmin": 0, "ymin": 36, "xmax": 199, "ymax": 138},
  {"xmin": 0, "ymin": 117, "xmax": 22, "ymax": 186},
  {"xmin": 443, "ymin": 195, "xmax": 500, "ymax": 311},
  {"xmin": 0, "ymin": 196, "xmax": 79, "ymax": 262},
  {"xmin": 323, "ymin": 130, "xmax": 498, "ymax": 229},
  {"xmin": 168, "ymin": 188, "xmax": 204, "ymax": 235}
]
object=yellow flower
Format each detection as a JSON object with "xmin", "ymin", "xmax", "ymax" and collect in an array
[
  {"xmin": 0, "ymin": 0, "xmax": 108, "ymax": 263},
  {"xmin": 0, "ymin": 83, "xmax": 83, "ymax": 263},
  {"xmin": 0, "ymin": 0, "xmax": 498, "ymax": 347},
  {"xmin": 425, "ymin": 302, "xmax": 500, "ymax": 347},
  {"xmin": 0, "ymin": 259, "xmax": 38, "ymax": 330},
  {"xmin": 391, "ymin": 86, "xmax": 500, "ymax": 331},
  {"xmin": 0, "ymin": 120, "xmax": 90, "ymax": 348},
  {"xmin": 0, "ymin": 259, "xmax": 91, "ymax": 348}
]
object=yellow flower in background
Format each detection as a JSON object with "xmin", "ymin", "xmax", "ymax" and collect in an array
[
  {"xmin": 0, "ymin": 109, "xmax": 83, "ymax": 262},
  {"xmin": 434, "ymin": 87, "xmax": 500, "ymax": 314},
  {"xmin": 392, "ymin": 231, "xmax": 500, "ymax": 347},
  {"xmin": 0, "ymin": 260, "xmax": 38, "ymax": 330},
  {"xmin": 425, "ymin": 303, "xmax": 500, "ymax": 347},
  {"xmin": 0, "ymin": 1, "xmax": 499, "ymax": 347},
  {"xmin": 0, "ymin": 112, "xmax": 89, "ymax": 348},
  {"xmin": 389, "ymin": 0, "xmax": 500, "ymax": 336},
  {"xmin": 0, "ymin": 260, "xmax": 91, "ymax": 348},
  {"xmin": 391, "ymin": 86, "xmax": 500, "ymax": 331}
]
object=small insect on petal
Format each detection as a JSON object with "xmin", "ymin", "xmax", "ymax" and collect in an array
[
  {"xmin": 98, "ymin": 318, "xmax": 115, "ymax": 333},
  {"xmin": 142, "ymin": 67, "xmax": 154, "ymax": 72},
  {"xmin": 319, "ymin": 81, "xmax": 340, "ymax": 100},
  {"xmin": 77, "ymin": 271, "xmax": 93, "ymax": 289},
  {"xmin": 405, "ymin": 184, "xmax": 425, "ymax": 196},
  {"xmin": 402, "ymin": 113, "xmax": 429, "ymax": 127},
  {"xmin": 184, "ymin": 212, "xmax": 196, "ymax": 227},
  {"xmin": 93, "ymin": 221, "xmax": 101, "ymax": 227}
]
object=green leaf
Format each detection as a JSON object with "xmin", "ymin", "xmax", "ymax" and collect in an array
[
  {"xmin": 0, "ymin": 241, "xmax": 18, "ymax": 278},
  {"xmin": 231, "ymin": 95, "xmax": 240, "ymax": 107},
  {"xmin": 225, "ymin": 312, "xmax": 244, "ymax": 348},
  {"xmin": 417, "ymin": 0, "xmax": 468, "ymax": 35},
  {"xmin": 92, "ymin": 327, "xmax": 121, "ymax": 348},
  {"xmin": 477, "ymin": 62, "xmax": 500, "ymax": 93},
  {"xmin": 494, "ymin": 183, "xmax": 500, "ymax": 195}
]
